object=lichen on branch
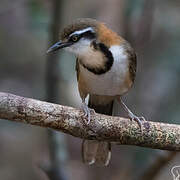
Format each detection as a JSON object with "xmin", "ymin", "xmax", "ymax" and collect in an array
[{"xmin": 0, "ymin": 92, "xmax": 180, "ymax": 151}]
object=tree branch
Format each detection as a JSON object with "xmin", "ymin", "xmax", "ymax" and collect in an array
[{"xmin": 0, "ymin": 92, "xmax": 180, "ymax": 151}]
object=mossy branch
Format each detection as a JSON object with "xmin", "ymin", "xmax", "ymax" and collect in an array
[{"xmin": 0, "ymin": 92, "xmax": 180, "ymax": 151}]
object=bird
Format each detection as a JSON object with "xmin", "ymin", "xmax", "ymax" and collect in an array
[{"xmin": 47, "ymin": 18, "xmax": 145, "ymax": 166}]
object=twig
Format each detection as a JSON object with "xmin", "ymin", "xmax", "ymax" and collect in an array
[
  {"xmin": 45, "ymin": 0, "xmax": 67, "ymax": 180},
  {"xmin": 139, "ymin": 152, "xmax": 177, "ymax": 180},
  {"xmin": 46, "ymin": 0, "xmax": 64, "ymax": 103},
  {"xmin": 0, "ymin": 92, "xmax": 180, "ymax": 151}
]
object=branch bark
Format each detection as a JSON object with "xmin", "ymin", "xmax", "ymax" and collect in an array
[{"xmin": 0, "ymin": 92, "xmax": 180, "ymax": 151}]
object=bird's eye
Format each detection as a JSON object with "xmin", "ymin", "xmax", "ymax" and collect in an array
[{"xmin": 71, "ymin": 35, "xmax": 79, "ymax": 42}]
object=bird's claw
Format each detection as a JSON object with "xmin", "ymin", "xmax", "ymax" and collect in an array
[
  {"xmin": 128, "ymin": 113, "xmax": 146, "ymax": 131},
  {"xmin": 81, "ymin": 102, "xmax": 95, "ymax": 124},
  {"xmin": 139, "ymin": 116, "xmax": 146, "ymax": 121},
  {"xmin": 118, "ymin": 98, "xmax": 146, "ymax": 132}
]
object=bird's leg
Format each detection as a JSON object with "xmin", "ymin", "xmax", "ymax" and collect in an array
[
  {"xmin": 81, "ymin": 99, "xmax": 95, "ymax": 124},
  {"xmin": 117, "ymin": 97, "xmax": 145, "ymax": 130}
]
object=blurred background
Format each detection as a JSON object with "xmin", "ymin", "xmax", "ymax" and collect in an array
[{"xmin": 0, "ymin": 0, "xmax": 180, "ymax": 179}]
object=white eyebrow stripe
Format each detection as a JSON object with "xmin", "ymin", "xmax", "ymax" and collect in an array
[{"xmin": 69, "ymin": 27, "xmax": 95, "ymax": 37}]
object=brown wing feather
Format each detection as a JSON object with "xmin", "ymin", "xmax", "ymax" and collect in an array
[
  {"xmin": 75, "ymin": 58, "xmax": 88, "ymax": 100},
  {"xmin": 75, "ymin": 58, "xmax": 80, "ymax": 81},
  {"xmin": 128, "ymin": 49, "xmax": 137, "ymax": 83},
  {"xmin": 123, "ymin": 41, "xmax": 137, "ymax": 83}
]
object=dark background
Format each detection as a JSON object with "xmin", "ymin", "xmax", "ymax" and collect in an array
[{"xmin": 0, "ymin": 0, "xmax": 180, "ymax": 179}]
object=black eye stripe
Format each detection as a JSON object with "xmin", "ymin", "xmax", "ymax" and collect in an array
[
  {"xmin": 81, "ymin": 30, "xmax": 96, "ymax": 39},
  {"xmin": 69, "ymin": 30, "xmax": 96, "ymax": 42}
]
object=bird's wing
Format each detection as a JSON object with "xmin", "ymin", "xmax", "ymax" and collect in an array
[
  {"xmin": 75, "ymin": 58, "xmax": 80, "ymax": 81},
  {"xmin": 126, "ymin": 44, "xmax": 137, "ymax": 83}
]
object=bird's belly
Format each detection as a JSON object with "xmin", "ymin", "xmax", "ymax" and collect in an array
[{"xmin": 79, "ymin": 62, "xmax": 130, "ymax": 96}]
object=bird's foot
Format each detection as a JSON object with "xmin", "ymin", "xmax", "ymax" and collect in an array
[
  {"xmin": 81, "ymin": 102, "xmax": 95, "ymax": 124},
  {"xmin": 128, "ymin": 111, "xmax": 145, "ymax": 131},
  {"xmin": 118, "ymin": 98, "xmax": 145, "ymax": 131}
]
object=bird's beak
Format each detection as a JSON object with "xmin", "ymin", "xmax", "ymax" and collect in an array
[{"xmin": 46, "ymin": 41, "xmax": 73, "ymax": 54}]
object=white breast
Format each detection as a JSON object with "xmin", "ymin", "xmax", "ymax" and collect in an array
[{"xmin": 79, "ymin": 45, "xmax": 130, "ymax": 96}]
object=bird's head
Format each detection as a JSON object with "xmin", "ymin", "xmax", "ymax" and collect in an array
[
  {"xmin": 47, "ymin": 18, "xmax": 121, "ymax": 56},
  {"xmin": 47, "ymin": 18, "xmax": 98, "ymax": 56}
]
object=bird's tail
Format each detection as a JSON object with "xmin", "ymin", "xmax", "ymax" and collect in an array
[{"xmin": 82, "ymin": 95, "xmax": 114, "ymax": 166}]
